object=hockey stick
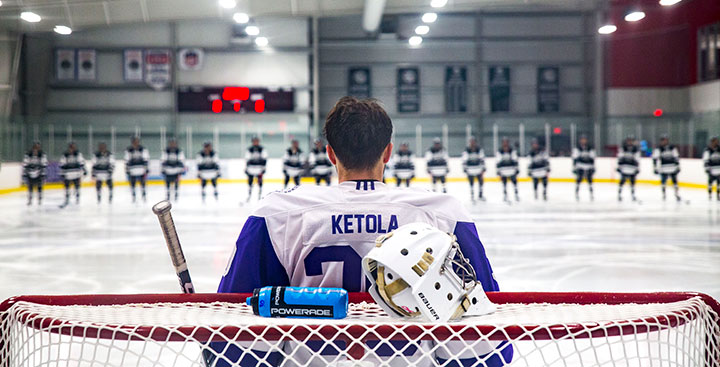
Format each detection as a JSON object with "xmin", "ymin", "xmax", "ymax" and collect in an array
[{"xmin": 151, "ymin": 200, "xmax": 214, "ymax": 367}]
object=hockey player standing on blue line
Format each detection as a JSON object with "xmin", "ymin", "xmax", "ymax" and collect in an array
[
  {"xmin": 528, "ymin": 139, "xmax": 550, "ymax": 201},
  {"xmin": 496, "ymin": 137, "xmax": 519, "ymax": 202},
  {"xmin": 282, "ymin": 139, "xmax": 303, "ymax": 189},
  {"xmin": 703, "ymin": 136, "xmax": 720, "ymax": 201},
  {"xmin": 124, "ymin": 136, "xmax": 149, "ymax": 203},
  {"xmin": 392, "ymin": 142, "xmax": 415, "ymax": 187},
  {"xmin": 309, "ymin": 138, "xmax": 333, "ymax": 185},
  {"xmin": 22, "ymin": 142, "xmax": 47, "ymax": 206},
  {"xmin": 245, "ymin": 136, "xmax": 267, "ymax": 202},
  {"xmin": 161, "ymin": 139, "xmax": 185, "ymax": 201},
  {"xmin": 60, "ymin": 142, "xmax": 86, "ymax": 207},
  {"xmin": 652, "ymin": 135, "xmax": 681, "ymax": 202},
  {"xmin": 425, "ymin": 137, "xmax": 449, "ymax": 193},
  {"xmin": 213, "ymin": 96, "xmax": 511, "ymax": 367},
  {"xmin": 617, "ymin": 136, "xmax": 640, "ymax": 202},
  {"xmin": 572, "ymin": 135, "xmax": 595, "ymax": 201},
  {"xmin": 462, "ymin": 136, "xmax": 485, "ymax": 201},
  {"xmin": 92, "ymin": 142, "xmax": 115, "ymax": 204}
]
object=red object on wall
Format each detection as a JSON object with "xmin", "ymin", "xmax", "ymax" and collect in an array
[
  {"xmin": 607, "ymin": 0, "xmax": 720, "ymax": 87},
  {"xmin": 254, "ymin": 100, "xmax": 266, "ymax": 113},
  {"xmin": 553, "ymin": 127, "xmax": 562, "ymax": 135},
  {"xmin": 211, "ymin": 99, "xmax": 222, "ymax": 113},
  {"xmin": 653, "ymin": 109, "xmax": 664, "ymax": 117}
]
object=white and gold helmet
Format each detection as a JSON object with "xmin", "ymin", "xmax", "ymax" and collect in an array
[{"xmin": 362, "ymin": 223, "xmax": 496, "ymax": 322}]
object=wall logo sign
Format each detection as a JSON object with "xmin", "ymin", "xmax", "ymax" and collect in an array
[
  {"xmin": 76, "ymin": 49, "xmax": 96, "ymax": 81},
  {"xmin": 145, "ymin": 49, "xmax": 172, "ymax": 90},
  {"xmin": 488, "ymin": 66, "xmax": 510, "ymax": 112},
  {"xmin": 445, "ymin": 66, "xmax": 467, "ymax": 113},
  {"xmin": 55, "ymin": 49, "xmax": 76, "ymax": 81},
  {"xmin": 178, "ymin": 48, "xmax": 204, "ymax": 71},
  {"xmin": 123, "ymin": 49, "xmax": 144, "ymax": 82},
  {"xmin": 348, "ymin": 67, "xmax": 371, "ymax": 99},
  {"xmin": 537, "ymin": 66, "xmax": 560, "ymax": 113},
  {"xmin": 397, "ymin": 67, "xmax": 420, "ymax": 113}
]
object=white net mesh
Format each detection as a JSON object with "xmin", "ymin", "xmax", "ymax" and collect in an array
[{"xmin": 1, "ymin": 293, "xmax": 719, "ymax": 367}]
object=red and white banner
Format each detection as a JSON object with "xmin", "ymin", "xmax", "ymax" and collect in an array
[
  {"xmin": 55, "ymin": 49, "xmax": 76, "ymax": 81},
  {"xmin": 145, "ymin": 49, "xmax": 171, "ymax": 90},
  {"xmin": 178, "ymin": 48, "xmax": 204, "ymax": 71},
  {"xmin": 76, "ymin": 49, "xmax": 96, "ymax": 81},
  {"xmin": 123, "ymin": 49, "xmax": 144, "ymax": 82}
]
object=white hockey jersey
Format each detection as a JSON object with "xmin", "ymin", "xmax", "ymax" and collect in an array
[{"xmin": 215, "ymin": 180, "xmax": 510, "ymax": 367}]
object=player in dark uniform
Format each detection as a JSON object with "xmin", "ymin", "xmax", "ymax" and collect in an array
[
  {"xmin": 527, "ymin": 139, "xmax": 550, "ymax": 201},
  {"xmin": 652, "ymin": 135, "xmax": 681, "ymax": 202},
  {"xmin": 703, "ymin": 136, "xmax": 720, "ymax": 201},
  {"xmin": 425, "ymin": 138, "xmax": 449, "ymax": 193},
  {"xmin": 59, "ymin": 142, "xmax": 86, "ymax": 206},
  {"xmin": 245, "ymin": 136, "xmax": 268, "ymax": 201},
  {"xmin": 496, "ymin": 137, "xmax": 519, "ymax": 202},
  {"xmin": 617, "ymin": 136, "xmax": 640, "ymax": 202},
  {"xmin": 22, "ymin": 142, "xmax": 47, "ymax": 206},
  {"xmin": 197, "ymin": 142, "xmax": 220, "ymax": 202},
  {"xmin": 393, "ymin": 142, "xmax": 415, "ymax": 187},
  {"xmin": 282, "ymin": 139, "xmax": 303, "ymax": 189},
  {"xmin": 124, "ymin": 136, "xmax": 149, "ymax": 203},
  {"xmin": 309, "ymin": 138, "xmax": 332, "ymax": 185},
  {"xmin": 461, "ymin": 137, "xmax": 485, "ymax": 201},
  {"xmin": 572, "ymin": 135, "xmax": 595, "ymax": 201},
  {"xmin": 91, "ymin": 142, "xmax": 115, "ymax": 204},
  {"xmin": 161, "ymin": 139, "xmax": 185, "ymax": 201}
]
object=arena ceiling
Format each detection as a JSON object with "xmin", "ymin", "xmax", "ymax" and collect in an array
[{"xmin": 0, "ymin": 0, "xmax": 601, "ymax": 32}]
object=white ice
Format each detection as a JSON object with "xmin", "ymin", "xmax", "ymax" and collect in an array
[{"xmin": 0, "ymin": 180, "xmax": 719, "ymax": 302}]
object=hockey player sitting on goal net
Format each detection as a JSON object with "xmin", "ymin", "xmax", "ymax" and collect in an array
[{"xmin": 213, "ymin": 96, "xmax": 512, "ymax": 366}]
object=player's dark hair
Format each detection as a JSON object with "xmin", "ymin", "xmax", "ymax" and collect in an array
[{"xmin": 323, "ymin": 97, "xmax": 393, "ymax": 170}]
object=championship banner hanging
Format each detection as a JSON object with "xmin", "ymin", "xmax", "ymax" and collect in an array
[
  {"xmin": 55, "ymin": 49, "xmax": 76, "ymax": 81},
  {"xmin": 76, "ymin": 49, "xmax": 96, "ymax": 81},
  {"xmin": 123, "ymin": 49, "xmax": 144, "ymax": 82},
  {"xmin": 145, "ymin": 49, "xmax": 172, "ymax": 90},
  {"xmin": 348, "ymin": 67, "xmax": 371, "ymax": 99},
  {"xmin": 445, "ymin": 66, "xmax": 467, "ymax": 113},
  {"xmin": 537, "ymin": 66, "xmax": 560, "ymax": 113},
  {"xmin": 178, "ymin": 48, "xmax": 204, "ymax": 71},
  {"xmin": 397, "ymin": 67, "xmax": 420, "ymax": 113},
  {"xmin": 488, "ymin": 65, "xmax": 510, "ymax": 113}
]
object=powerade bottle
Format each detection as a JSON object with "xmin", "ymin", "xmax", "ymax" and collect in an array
[{"xmin": 246, "ymin": 286, "xmax": 348, "ymax": 319}]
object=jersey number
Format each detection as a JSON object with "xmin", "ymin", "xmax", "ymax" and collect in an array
[{"xmin": 304, "ymin": 246, "xmax": 364, "ymax": 292}]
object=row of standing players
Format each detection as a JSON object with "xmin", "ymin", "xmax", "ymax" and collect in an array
[{"xmin": 20, "ymin": 134, "xmax": 720, "ymax": 206}]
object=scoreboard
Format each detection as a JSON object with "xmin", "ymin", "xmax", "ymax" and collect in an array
[{"xmin": 177, "ymin": 86, "xmax": 294, "ymax": 113}]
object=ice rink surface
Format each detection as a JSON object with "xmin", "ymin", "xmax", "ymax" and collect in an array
[{"xmin": 0, "ymin": 180, "xmax": 719, "ymax": 302}]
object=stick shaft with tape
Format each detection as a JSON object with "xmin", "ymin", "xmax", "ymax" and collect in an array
[{"xmin": 152, "ymin": 200, "xmax": 195, "ymax": 294}]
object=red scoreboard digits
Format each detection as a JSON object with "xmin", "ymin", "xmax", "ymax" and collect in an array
[{"xmin": 176, "ymin": 86, "xmax": 294, "ymax": 114}]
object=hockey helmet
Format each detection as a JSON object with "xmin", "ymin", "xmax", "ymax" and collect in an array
[{"xmin": 362, "ymin": 223, "xmax": 496, "ymax": 322}]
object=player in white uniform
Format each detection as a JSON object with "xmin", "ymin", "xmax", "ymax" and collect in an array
[
  {"xmin": 91, "ymin": 142, "xmax": 115, "ymax": 204},
  {"xmin": 309, "ymin": 138, "xmax": 333, "ymax": 185},
  {"xmin": 59, "ymin": 142, "xmax": 86, "ymax": 206},
  {"xmin": 496, "ymin": 137, "xmax": 519, "ymax": 202},
  {"xmin": 197, "ymin": 142, "xmax": 220, "ymax": 202},
  {"xmin": 22, "ymin": 142, "xmax": 47, "ymax": 206},
  {"xmin": 703, "ymin": 136, "xmax": 720, "ymax": 201},
  {"xmin": 214, "ymin": 97, "xmax": 511, "ymax": 367},
  {"xmin": 161, "ymin": 139, "xmax": 185, "ymax": 201},
  {"xmin": 652, "ymin": 135, "xmax": 681, "ymax": 202},
  {"xmin": 392, "ymin": 142, "xmax": 415, "ymax": 187},
  {"xmin": 572, "ymin": 136, "xmax": 596, "ymax": 201},
  {"xmin": 462, "ymin": 137, "xmax": 485, "ymax": 201},
  {"xmin": 245, "ymin": 136, "xmax": 268, "ymax": 201},
  {"xmin": 282, "ymin": 139, "xmax": 304, "ymax": 188},
  {"xmin": 617, "ymin": 136, "xmax": 640, "ymax": 202},
  {"xmin": 527, "ymin": 139, "xmax": 550, "ymax": 201},
  {"xmin": 425, "ymin": 138, "xmax": 449, "ymax": 193},
  {"xmin": 124, "ymin": 137, "xmax": 149, "ymax": 203}
]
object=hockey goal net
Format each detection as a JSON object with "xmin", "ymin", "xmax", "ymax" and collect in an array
[{"xmin": 1, "ymin": 292, "xmax": 718, "ymax": 367}]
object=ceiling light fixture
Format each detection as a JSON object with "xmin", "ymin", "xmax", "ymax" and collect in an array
[
  {"xmin": 233, "ymin": 12, "xmax": 249, "ymax": 24},
  {"xmin": 54, "ymin": 25, "xmax": 72, "ymax": 35},
  {"xmin": 415, "ymin": 25, "xmax": 429, "ymax": 35},
  {"xmin": 218, "ymin": 0, "xmax": 236, "ymax": 9},
  {"xmin": 430, "ymin": 0, "xmax": 447, "ymax": 8},
  {"xmin": 245, "ymin": 25, "xmax": 259, "ymax": 36},
  {"xmin": 409, "ymin": 36, "xmax": 423, "ymax": 46},
  {"xmin": 659, "ymin": 0, "xmax": 682, "ymax": 6},
  {"xmin": 624, "ymin": 10, "xmax": 645, "ymax": 22},
  {"xmin": 422, "ymin": 12, "xmax": 437, "ymax": 23},
  {"xmin": 597, "ymin": 24, "xmax": 617, "ymax": 34},
  {"xmin": 20, "ymin": 11, "xmax": 41, "ymax": 23},
  {"xmin": 255, "ymin": 37, "xmax": 268, "ymax": 47}
]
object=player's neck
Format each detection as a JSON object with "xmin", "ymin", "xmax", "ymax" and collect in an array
[{"xmin": 337, "ymin": 167, "xmax": 383, "ymax": 183}]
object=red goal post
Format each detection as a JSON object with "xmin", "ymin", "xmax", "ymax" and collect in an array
[{"xmin": 2, "ymin": 292, "xmax": 719, "ymax": 366}]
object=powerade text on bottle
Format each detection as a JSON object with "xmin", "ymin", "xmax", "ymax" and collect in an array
[{"xmin": 246, "ymin": 286, "xmax": 348, "ymax": 319}]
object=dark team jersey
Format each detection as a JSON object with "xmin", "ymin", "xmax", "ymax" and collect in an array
[
  {"xmin": 652, "ymin": 145, "xmax": 679, "ymax": 174},
  {"xmin": 528, "ymin": 149, "xmax": 550, "ymax": 178},
  {"xmin": 393, "ymin": 150, "xmax": 415, "ymax": 170},
  {"xmin": 425, "ymin": 147, "xmax": 448, "ymax": 167},
  {"xmin": 60, "ymin": 151, "xmax": 85, "ymax": 180},
  {"xmin": 124, "ymin": 146, "xmax": 149, "ymax": 176},
  {"xmin": 572, "ymin": 145, "xmax": 595, "ymax": 171},
  {"xmin": 309, "ymin": 147, "xmax": 333, "ymax": 176},
  {"xmin": 703, "ymin": 146, "xmax": 720, "ymax": 176},
  {"xmin": 92, "ymin": 151, "xmax": 114, "ymax": 173},
  {"xmin": 617, "ymin": 144, "xmax": 640, "ymax": 176},
  {"xmin": 283, "ymin": 148, "xmax": 303, "ymax": 168},
  {"xmin": 23, "ymin": 151, "xmax": 48, "ymax": 179}
]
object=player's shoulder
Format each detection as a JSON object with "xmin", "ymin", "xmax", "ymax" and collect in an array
[
  {"xmin": 252, "ymin": 185, "xmax": 343, "ymax": 217},
  {"xmin": 387, "ymin": 186, "xmax": 472, "ymax": 222}
]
